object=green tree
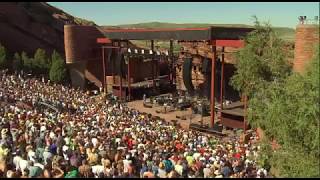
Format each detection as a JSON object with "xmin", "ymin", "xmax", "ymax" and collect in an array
[
  {"xmin": 49, "ymin": 50, "xmax": 67, "ymax": 83},
  {"xmin": 230, "ymin": 16, "xmax": 292, "ymax": 97},
  {"xmin": 248, "ymin": 45, "xmax": 319, "ymax": 177},
  {"xmin": 21, "ymin": 51, "xmax": 32, "ymax": 72},
  {"xmin": 229, "ymin": 17, "xmax": 320, "ymax": 177},
  {"xmin": 33, "ymin": 48, "xmax": 49, "ymax": 74},
  {"xmin": 12, "ymin": 52, "xmax": 23, "ymax": 72},
  {"xmin": 0, "ymin": 43, "xmax": 7, "ymax": 69}
]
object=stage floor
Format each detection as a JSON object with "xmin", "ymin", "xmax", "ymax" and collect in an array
[{"xmin": 127, "ymin": 100, "xmax": 220, "ymax": 130}]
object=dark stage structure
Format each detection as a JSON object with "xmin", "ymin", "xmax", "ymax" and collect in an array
[{"xmin": 64, "ymin": 25, "xmax": 254, "ymax": 131}]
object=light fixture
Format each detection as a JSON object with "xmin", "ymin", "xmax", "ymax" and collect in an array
[
  {"xmin": 135, "ymin": 49, "xmax": 138, "ymax": 54},
  {"xmin": 128, "ymin": 48, "xmax": 131, "ymax": 53},
  {"xmin": 141, "ymin": 49, "xmax": 145, "ymax": 54},
  {"xmin": 149, "ymin": 50, "xmax": 153, "ymax": 54},
  {"xmin": 165, "ymin": 50, "xmax": 169, "ymax": 56},
  {"xmin": 156, "ymin": 51, "xmax": 160, "ymax": 55}
]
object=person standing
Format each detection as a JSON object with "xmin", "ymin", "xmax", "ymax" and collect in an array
[
  {"xmin": 143, "ymin": 94, "xmax": 146, "ymax": 103},
  {"xmin": 163, "ymin": 103, "xmax": 167, "ymax": 114}
]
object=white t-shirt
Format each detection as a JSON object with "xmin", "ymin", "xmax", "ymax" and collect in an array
[
  {"xmin": 257, "ymin": 168, "xmax": 267, "ymax": 178},
  {"xmin": 28, "ymin": 151, "xmax": 36, "ymax": 162},
  {"xmin": 92, "ymin": 138, "xmax": 99, "ymax": 147},
  {"xmin": 40, "ymin": 126, "xmax": 46, "ymax": 132},
  {"xmin": 92, "ymin": 165, "xmax": 104, "ymax": 176},
  {"xmin": 34, "ymin": 163, "xmax": 44, "ymax": 170},
  {"xmin": 203, "ymin": 167, "xmax": 212, "ymax": 178},
  {"xmin": 123, "ymin": 159, "xmax": 132, "ymax": 173},
  {"xmin": 138, "ymin": 143, "xmax": 145, "ymax": 149},
  {"xmin": 143, "ymin": 153, "xmax": 148, "ymax": 161},
  {"xmin": 193, "ymin": 152, "xmax": 201, "ymax": 160},
  {"xmin": 130, "ymin": 149, "xmax": 137, "ymax": 156},
  {"xmin": 13, "ymin": 156, "xmax": 29, "ymax": 172},
  {"xmin": 174, "ymin": 164, "xmax": 183, "ymax": 176},
  {"xmin": 49, "ymin": 131, "xmax": 56, "ymax": 140}
]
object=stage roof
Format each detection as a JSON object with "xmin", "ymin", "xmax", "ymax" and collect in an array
[{"xmin": 100, "ymin": 26, "xmax": 254, "ymax": 41}]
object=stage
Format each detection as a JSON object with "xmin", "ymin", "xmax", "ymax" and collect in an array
[
  {"xmin": 127, "ymin": 100, "xmax": 216, "ymax": 130},
  {"xmin": 126, "ymin": 94, "xmax": 248, "ymax": 135},
  {"xmin": 221, "ymin": 101, "xmax": 248, "ymax": 129}
]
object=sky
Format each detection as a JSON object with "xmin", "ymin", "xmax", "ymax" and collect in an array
[{"xmin": 48, "ymin": 2, "xmax": 319, "ymax": 28}]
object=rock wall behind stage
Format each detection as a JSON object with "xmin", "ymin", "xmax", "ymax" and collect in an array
[
  {"xmin": 176, "ymin": 42, "xmax": 241, "ymax": 100},
  {"xmin": 293, "ymin": 24, "xmax": 319, "ymax": 73}
]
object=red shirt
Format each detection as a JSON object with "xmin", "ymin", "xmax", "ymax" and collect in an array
[
  {"xmin": 127, "ymin": 138, "xmax": 133, "ymax": 150},
  {"xmin": 199, "ymin": 148, "xmax": 205, "ymax": 155},
  {"xmin": 234, "ymin": 153, "xmax": 241, "ymax": 159},
  {"xmin": 196, "ymin": 161, "xmax": 202, "ymax": 170},
  {"xmin": 176, "ymin": 143, "xmax": 184, "ymax": 150},
  {"xmin": 171, "ymin": 155, "xmax": 179, "ymax": 163}
]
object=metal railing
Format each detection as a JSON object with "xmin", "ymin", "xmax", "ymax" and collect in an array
[{"xmin": 298, "ymin": 16, "xmax": 319, "ymax": 25}]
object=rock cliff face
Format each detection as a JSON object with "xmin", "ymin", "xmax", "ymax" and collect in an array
[{"xmin": 0, "ymin": 2, "xmax": 95, "ymax": 57}]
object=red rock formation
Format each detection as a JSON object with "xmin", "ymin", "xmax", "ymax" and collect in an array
[{"xmin": 0, "ymin": 2, "xmax": 95, "ymax": 57}]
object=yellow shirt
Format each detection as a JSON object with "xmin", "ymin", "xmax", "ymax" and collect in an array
[{"xmin": 186, "ymin": 155, "xmax": 194, "ymax": 166}]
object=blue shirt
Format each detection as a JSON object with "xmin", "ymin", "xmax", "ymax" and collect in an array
[
  {"xmin": 221, "ymin": 166, "xmax": 232, "ymax": 178},
  {"xmin": 49, "ymin": 144, "xmax": 57, "ymax": 154}
]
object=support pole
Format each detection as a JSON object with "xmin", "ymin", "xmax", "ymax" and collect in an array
[
  {"xmin": 102, "ymin": 46, "xmax": 106, "ymax": 94},
  {"xmin": 210, "ymin": 41, "xmax": 216, "ymax": 128},
  {"xmin": 220, "ymin": 47, "xmax": 225, "ymax": 120},
  {"xmin": 127, "ymin": 40, "xmax": 131, "ymax": 101},
  {"xmin": 105, "ymin": 48, "xmax": 110, "ymax": 95},
  {"xmin": 151, "ymin": 40, "xmax": 155, "ymax": 90},
  {"xmin": 127, "ymin": 57, "xmax": 131, "ymax": 101},
  {"xmin": 119, "ymin": 47, "xmax": 123, "ymax": 101},
  {"xmin": 112, "ymin": 42, "xmax": 115, "ymax": 85},
  {"xmin": 170, "ymin": 39, "xmax": 174, "ymax": 85}
]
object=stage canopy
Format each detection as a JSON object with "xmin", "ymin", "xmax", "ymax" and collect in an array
[{"xmin": 100, "ymin": 26, "xmax": 254, "ymax": 41}]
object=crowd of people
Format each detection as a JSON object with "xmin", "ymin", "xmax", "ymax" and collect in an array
[{"xmin": 0, "ymin": 70, "xmax": 269, "ymax": 178}]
